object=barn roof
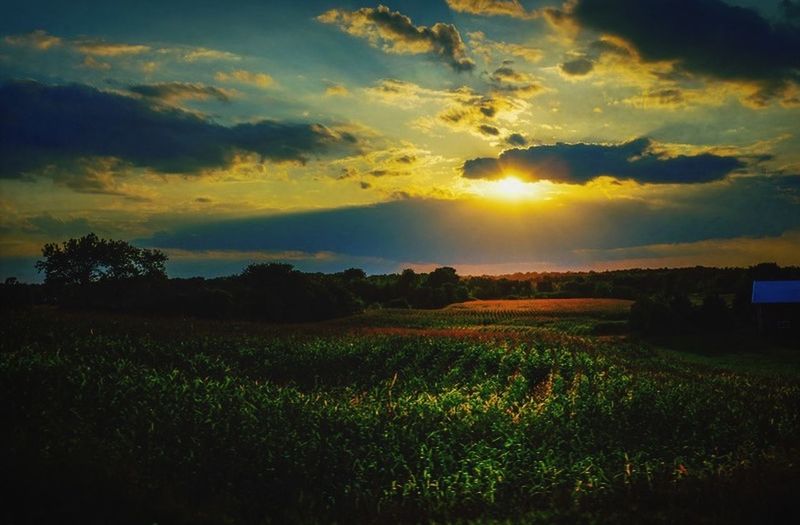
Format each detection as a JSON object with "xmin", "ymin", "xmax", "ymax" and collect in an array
[{"xmin": 752, "ymin": 281, "xmax": 800, "ymax": 304}]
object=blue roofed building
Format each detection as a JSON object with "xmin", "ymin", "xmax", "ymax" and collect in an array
[{"xmin": 752, "ymin": 281, "xmax": 800, "ymax": 334}]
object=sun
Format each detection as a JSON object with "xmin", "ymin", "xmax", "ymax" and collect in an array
[
  {"xmin": 494, "ymin": 176, "xmax": 528, "ymax": 199},
  {"xmin": 479, "ymin": 175, "xmax": 542, "ymax": 201},
  {"xmin": 468, "ymin": 173, "xmax": 549, "ymax": 202}
]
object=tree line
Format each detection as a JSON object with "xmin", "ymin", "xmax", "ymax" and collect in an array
[
  {"xmin": 0, "ymin": 234, "xmax": 470, "ymax": 321},
  {"xmin": 1, "ymin": 234, "xmax": 798, "ymax": 327}
]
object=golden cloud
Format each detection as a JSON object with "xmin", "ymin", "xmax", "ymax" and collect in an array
[
  {"xmin": 74, "ymin": 40, "xmax": 150, "ymax": 56},
  {"xmin": 365, "ymin": 78, "xmax": 531, "ymax": 141},
  {"xmin": 80, "ymin": 56, "xmax": 112, "ymax": 71},
  {"xmin": 214, "ymin": 70, "xmax": 274, "ymax": 89},
  {"xmin": 318, "ymin": 5, "xmax": 475, "ymax": 71},
  {"xmin": 324, "ymin": 82, "xmax": 350, "ymax": 96},
  {"xmin": 489, "ymin": 65, "xmax": 545, "ymax": 98},
  {"xmin": 129, "ymin": 82, "xmax": 235, "ymax": 104},
  {"xmin": 363, "ymin": 78, "xmax": 450, "ymax": 107},
  {"xmin": 574, "ymin": 230, "xmax": 800, "ymax": 269},
  {"xmin": 3, "ymin": 30, "xmax": 62, "ymax": 50},
  {"xmin": 445, "ymin": 0, "xmax": 538, "ymax": 19}
]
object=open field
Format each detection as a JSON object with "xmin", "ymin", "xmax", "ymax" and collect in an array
[
  {"xmin": 445, "ymin": 298, "xmax": 633, "ymax": 315},
  {"xmin": 336, "ymin": 299, "xmax": 632, "ymax": 336},
  {"xmin": 2, "ymin": 302, "xmax": 800, "ymax": 524}
]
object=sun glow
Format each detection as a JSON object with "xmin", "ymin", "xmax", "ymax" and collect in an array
[{"xmin": 480, "ymin": 175, "xmax": 542, "ymax": 201}]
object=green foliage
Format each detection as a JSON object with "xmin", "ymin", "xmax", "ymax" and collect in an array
[{"xmin": 2, "ymin": 309, "xmax": 799, "ymax": 523}]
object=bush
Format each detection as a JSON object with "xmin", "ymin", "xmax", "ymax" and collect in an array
[{"xmin": 630, "ymin": 293, "xmax": 733, "ymax": 335}]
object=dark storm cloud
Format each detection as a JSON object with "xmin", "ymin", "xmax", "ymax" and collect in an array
[
  {"xmin": 435, "ymin": 89, "xmax": 524, "ymax": 133},
  {"xmin": 560, "ymin": 57, "xmax": 594, "ymax": 76},
  {"xmin": 641, "ymin": 88, "xmax": 685, "ymax": 106},
  {"xmin": 568, "ymin": 0, "xmax": 800, "ymax": 85},
  {"xmin": 461, "ymin": 138, "xmax": 744, "ymax": 184},
  {"xmin": 33, "ymin": 157, "xmax": 146, "ymax": 198},
  {"xmin": 0, "ymin": 80, "xmax": 359, "ymax": 178},
  {"xmin": 782, "ymin": 0, "xmax": 800, "ymax": 19},
  {"xmin": 490, "ymin": 66, "xmax": 521, "ymax": 81},
  {"xmin": 587, "ymin": 38, "xmax": 631, "ymax": 57},
  {"xmin": 128, "ymin": 82, "xmax": 232, "ymax": 103},
  {"xmin": 487, "ymin": 65, "xmax": 543, "ymax": 97},
  {"xmin": 318, "ymin": 5, "xmax": 475, "ymax": 72},
  {"xmin": 478, "ymin": 124, "xmax": 500, "ymax": 135},
  {"xmin": 555, "ymin": 39, "xmax": 628, "ymax": 81},
  {"xmin": 505, "ymin": 133, "xmax": 528, "ymax": 147}
]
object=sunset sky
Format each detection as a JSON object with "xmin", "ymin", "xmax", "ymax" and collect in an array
[{"xmin": 2, "ymin": 0, "xmax": 799, "ymax": 279}]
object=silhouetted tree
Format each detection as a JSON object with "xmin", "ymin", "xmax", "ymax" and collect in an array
[
  {"xmin": 397, "ymin": 269, "xmax": 418, "ymax": 293},
  {"xmin": 341, "ymin": 268, "xmax": 367, "ymax": 282},
  {"xmin": 35, "ymin": 233, "xmax": 167, "ymax": 286},
  {"xmin": 426, "ymin": 267, "xmax": 459, "ymax": 289},
  {"xmin": 750, "ymin": 262, "xmax": 782, "ymax": 281},
  {"xmin": 419, "ymin": 267, "xmax": 468, "ymax": 307}
]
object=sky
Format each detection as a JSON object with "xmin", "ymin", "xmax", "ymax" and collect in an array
[{"xmin": 1, "ymin": 0, "xmax": 799, "ymax": 280}]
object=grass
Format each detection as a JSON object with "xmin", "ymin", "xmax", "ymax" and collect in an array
[{"xmin": 2, "ymin": 303, "xmax": 799, "ymax": 524}]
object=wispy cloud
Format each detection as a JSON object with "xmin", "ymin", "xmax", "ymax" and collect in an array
[
  {"xmin": 3, "ymin": 29, "xmax": 62, "ymax": 50},
  {"xmin": 468, "ymin": 31, "xmax": 543, "ymax": 65},
  {"xmin": 129, "ymin": 82, "xmax": 234, "ymax": 103},
  {"xmin": 214, "ymin": 69, "xmax": 273, "ymax": 89},
  {"xmin": 79, "ymin": 56, "xmax": 111, "ymax": 70},
  {"xmin": 181, "ymin": 47, "xmax": 241, "ymax": 62},
  {"xmin": 74, "ymin": 40, "xmax": 150, "ymax": 56}
]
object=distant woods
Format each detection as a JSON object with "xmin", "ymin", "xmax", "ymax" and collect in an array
[
  {"xmin": 1, "ymin": 234, "xmax": 471, "ymax": 321},
  {"xmin": 1, "ymin": 234, "xmax": 799, "ymax": 329}
]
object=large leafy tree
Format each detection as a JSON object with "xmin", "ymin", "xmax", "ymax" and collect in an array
[{"xmin": 35, "ymin": 233, "xmax": 168, "ymax": 286}]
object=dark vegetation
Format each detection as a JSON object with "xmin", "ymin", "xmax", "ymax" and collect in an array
[
  {"xmin": 3, "ymin": 235, "xmax": 800, "ymax": 523},
  {"xmin": 2, "ymin": 308, "xmax": 799, "ymax": 524},
  {"xmin": 1, "ymin": 234, "xmax": 468, "ymax": 320},
  {"xmin": 2, "ymin": 234, "xmax": 799, "ymax": 333}
]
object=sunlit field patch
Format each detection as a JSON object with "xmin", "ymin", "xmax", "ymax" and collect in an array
[
  {"xmin": 336, "ymin": 298, "xmax": 632, "ymax": 337},
  {"xmin": 446, "ymin": 298, "xmax": 633, "ymax": 314}
]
